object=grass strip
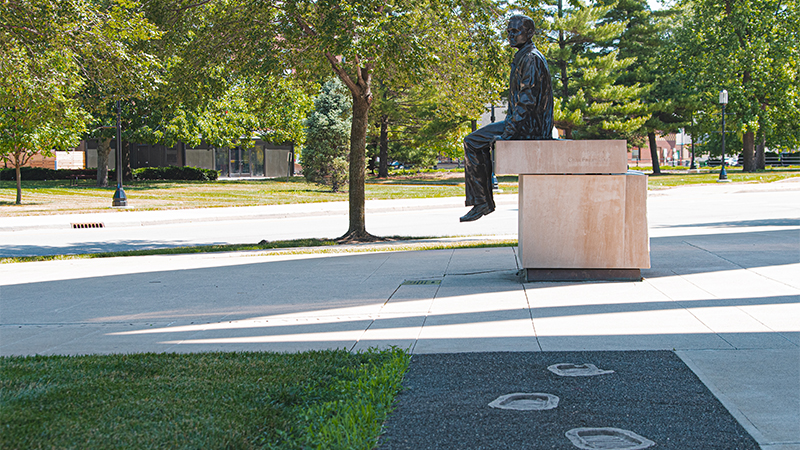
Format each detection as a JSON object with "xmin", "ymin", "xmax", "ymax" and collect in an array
[
  {"xmin": 1, "ymin": 238, "xmax": 518, "ymax": 264},
  {"xmin": 644, "ymin": 170, "xmax": 800, "ymax": 187},
  {"xmin": 0, "ymin": 348, "xmax": 410, "ymax": 450}
]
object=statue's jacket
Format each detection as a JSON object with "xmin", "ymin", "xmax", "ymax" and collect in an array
[{"xmin": 501, "ymin": 41, "xmax": 554, "ymax": 140}]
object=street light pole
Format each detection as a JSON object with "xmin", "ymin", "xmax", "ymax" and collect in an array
[
  {"xmin": 690, "ymin": 117, "xmax": 697, "ymax": 170},
  {"xmin": 718, "ymin": 90, "xmax": 730, "ymax": 182},
  {"xmin": 490, "ymin": 103, "xmax": 499, "ymax": 191},
  {"xmin": 112, "ymin": 100, "xmax": 128, "ymax": 206}
]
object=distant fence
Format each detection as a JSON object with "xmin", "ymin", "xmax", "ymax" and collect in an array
[{"xmin": 706, "ymin": 152, "xmax": 799, "ymax": 167}]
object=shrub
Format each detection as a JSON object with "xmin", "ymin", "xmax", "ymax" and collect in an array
[
  {"xmin": 302, "ymin": 78, "xmax": 351, "ymax": 192},
  {"xmin": 0, "ymin": 167, "xmax": 96, "ymax": 181},
  {"xmin": 0, "ymin": 166, "xmax": 218, "ymax": 181},
  {"xmin": 133, "ymin": 166, "xmax": 218, "ymax": 181}
]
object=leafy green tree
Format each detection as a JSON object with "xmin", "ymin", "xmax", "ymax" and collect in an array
[
  {"xmin": 0, "ymin": 0, "xmax": 162, "ymax": 187},
  {"xmin": 76, "ymin": 0, "xmax": 162, "ymax": 186},
  {"xmin": 112, "ymin": 1, "xmax": 311, "ymax": 174},
  {"xmin": 189, "ymin": 0, "xmax": 506, "ymax": 241},
  {"xmin": 281, "ymin": 1, "xmax": 487, "ymax": 240},
  {"xmin": 0, "ymin": 47, "xmax": 89, "ymax": 204},
  {"xmin": 303, "ymin": 79, "xmax": 352, "ymax": 192},
  {"xmin": 596, "ymin": 0, "xmax": 694, "ymax": 174},
  {"xmin": 674, "ymin": 0, "xmax": 799, "ymax": 171},
  {"xmin": 368, "ymin": 82, "xmax": 485, "ymax": 176},
  {"xmin": 366, "ymin": 5, "xmax": 509, "ymax": 177}
]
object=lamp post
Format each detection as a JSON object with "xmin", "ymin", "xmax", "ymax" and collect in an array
[
  {"xmin": 112, "ymin": 100, "xmax": 128, "ymax": 206},
  {"xmin": 718, "ymin": 90, "xmax": 730, "ymax": 182},
  {"xmin": 689, "ymin": 117, "xmax": 697, "ymax": 170},
  {"xmin": 490, "ymin": 103, "xmax": 499, "ymax": 191}
]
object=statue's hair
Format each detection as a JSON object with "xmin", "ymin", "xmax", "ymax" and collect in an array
[{"xmin": 509, "ymin": 14, "xmax": 535, "ymax": 33}]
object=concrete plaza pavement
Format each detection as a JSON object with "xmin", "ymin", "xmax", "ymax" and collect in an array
[{"xmin": 1, "ymin": 179, "xmax": 798, "ymax": 449}]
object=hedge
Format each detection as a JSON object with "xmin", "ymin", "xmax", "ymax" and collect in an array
[
  {"xmin": 132, "ymin": 166, "xmax": 218, "ymax": 181},
  {"xmin": 0, "ymin": 167, "xmax": 96, "ymax": 181},
  {"xmin": 0, "ymin": 166, "xmax": 218, "ymax": 181}
]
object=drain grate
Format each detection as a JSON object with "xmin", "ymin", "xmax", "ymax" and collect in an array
[
  {"xmin": 401, "ymin": 279, "xmax": 441, "ymax": 286},
  {"xmin": 565, "ymin": 427, "xmax": 655, "ymax": 450},
  {"xmin": 489, "ymin": 393, "xmax": 559, "ymax": 411},
  {"xmin": 548, "ymin": 363, "xmax": 614, "ymax": 377},
  {"xmin": 71, "ymin": 223, "xmax": 105, "ymax": 229}
]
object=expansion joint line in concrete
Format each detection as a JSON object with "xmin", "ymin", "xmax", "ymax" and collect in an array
[
  {"xmin": 446, "ymin": 269, "xmax": 514, "ymax": 276},
  {"xmin": 655, "ymin": 265, "xmax": 795, "ymax": 348},
  {"xmin": 349, "ymin": 251, "xmax": 448, "ymax": 353},
  {"xmin": 361, "ymin": 252, "xmax": 393, "ymax": 285},
  {"xmin": 683, "ymin": 239, "xmax": 798, "ymax": 290},
  {"xmin": 647, "ymin": 272, "xmax": 739, "ymax": 349},
  {"xmin": 407, "ymin": 249, "xmax": 454, "ymax": 354},
  {"xmin": 515, "ymin": 246, "xmax": 542, "ymax": 351},
  {"xmin": 349, "ymin": 273, "xmax": 406, "ymax": 353}
]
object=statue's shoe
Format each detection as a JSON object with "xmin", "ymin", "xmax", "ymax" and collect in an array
[{"xmin": 459, "ymin": 203, "xmax": 494, "ymax": 222}]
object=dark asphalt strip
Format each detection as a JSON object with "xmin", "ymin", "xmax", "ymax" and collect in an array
[{"xmin": 379, "ymin": 351, "xmax": 759, "ymax": 450}]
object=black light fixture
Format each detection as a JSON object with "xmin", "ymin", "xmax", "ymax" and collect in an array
[
  {"xmin": 112, "ymin": 100, "xmax": 128, "ymax": 206},
  {"xmin": 718, "ymin": 90, "xmax": 730, "ymax": 182}
]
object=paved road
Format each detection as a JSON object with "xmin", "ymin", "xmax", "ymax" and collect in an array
[
  {"xmin": 0, "ymin": 196, "xmax": 518, "ymax": 257},
  {"xmin": 1, "ymin": 179, "xmax": 798, "ymax": 449}
]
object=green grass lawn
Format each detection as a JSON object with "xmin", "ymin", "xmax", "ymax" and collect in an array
[
  {"xmin": 2, "ymin": 170, "xmax": 798, "ymax": 217},
  {"xmin": 0, "ymin": 176, "xmax": 506, "ymax": 216},
  {"xmin": 645, "ymin": 168, "xmax": 800, "ymax": 187},
  {"xmin": 0, "ymin": 349, "xmax": 409, "ymax": 450}
]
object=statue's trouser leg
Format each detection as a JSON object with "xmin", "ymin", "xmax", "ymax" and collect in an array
[{"xmin": 463, "ymin": 121, "xmax": 505, "ymax": 209}]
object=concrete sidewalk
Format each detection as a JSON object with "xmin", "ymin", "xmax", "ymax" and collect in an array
[{"xmin": 1, "ymin": 180, "xmax": 798, "ymax": 448}]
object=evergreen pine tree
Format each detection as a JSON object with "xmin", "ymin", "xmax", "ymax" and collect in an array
[
  {"xmin": 533, "ymin": 0, "xmax": 650, "ymax": 140},
  {"xmin": 599, "ymin": 0, "xmax": 693, "ymax": 174},
  {"xmin": 302, "ymin": 79, "xmax": 352, "ymax": 192}
]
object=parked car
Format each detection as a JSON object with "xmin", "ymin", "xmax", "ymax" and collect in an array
[{"xmin": 389, "ymin": 161, "xmax": 412, "ymax": 170}]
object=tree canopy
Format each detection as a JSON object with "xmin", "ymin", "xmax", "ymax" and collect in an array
[
  {"xmin": 674, "ymin": 0, "xmax": 800, "ymax": 170},
  {"xmin": 186, "ymin": 0, "xmax": 508, "ymax": 240}
]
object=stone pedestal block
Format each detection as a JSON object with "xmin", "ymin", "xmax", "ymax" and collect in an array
[{"xmin": 496, "ymin": 140, "xmax": 649, "ymax": 282}]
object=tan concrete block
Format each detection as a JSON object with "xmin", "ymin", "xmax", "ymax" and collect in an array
[
  {"xmin": 519, "ymin": 174, "xmax": 626, "ymax": 268},
  {"xmin": 495, "ymin": 140, "xmax": 627, "ymax": 175},
  {"xmin": 624, "ymin": 173, "xmax": 650, "ymax": 268}
]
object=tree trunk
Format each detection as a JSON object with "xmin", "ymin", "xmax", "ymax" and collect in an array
[
  {"xmin": 122, "ymin": 141, "xmax": 133, "ymax": 181},
  {"xmin": 756, "ymin": 132, "xmax": 766, "ymax": 170},
  {"xmin": 378, "ymin": 114, "xmax": 389, "ymax": 178},
  {"xmin": 15, "ymin": 158, "xmax": 22, "ymax": 205},
  {"xmin": 649, "ymin": 131, "xmax": 661, "ymax": 175},
  {"xmin": 756, "ymin": 109, "xmax": 766, "ymax": 170},
  {"xmin": 742, "ymin": 128, "xmax": 755, "ymax": 172},
  {"xmin": 339, "ymin": 93, "xmax": 375, "ymax": 242},
  {"xmin": 96, "ymin": 138, "xmax": 112, "ymax": 187}
]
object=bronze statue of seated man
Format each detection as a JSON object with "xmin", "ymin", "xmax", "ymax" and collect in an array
[{"xmin": 461, "ymin": 14, "xmax": 554, "ymax": 222}]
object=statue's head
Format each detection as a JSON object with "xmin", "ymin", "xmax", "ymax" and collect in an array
[{"xmin": 507, "ymin": 14, "xmax": 535, "ymax": 49}]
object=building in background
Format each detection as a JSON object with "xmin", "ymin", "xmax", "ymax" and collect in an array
[
  {"xmin": 628, "ymin": 131, "xmax": 691, "ymax": 167},
  {"xmin": 12, "ymin": 139, "xmax": 295, "ymax": 178}
]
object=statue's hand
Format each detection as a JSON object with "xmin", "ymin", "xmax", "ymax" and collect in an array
[{"xmin": 490, "ymin": 135, "xmax": 504, "ymax": 146}]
